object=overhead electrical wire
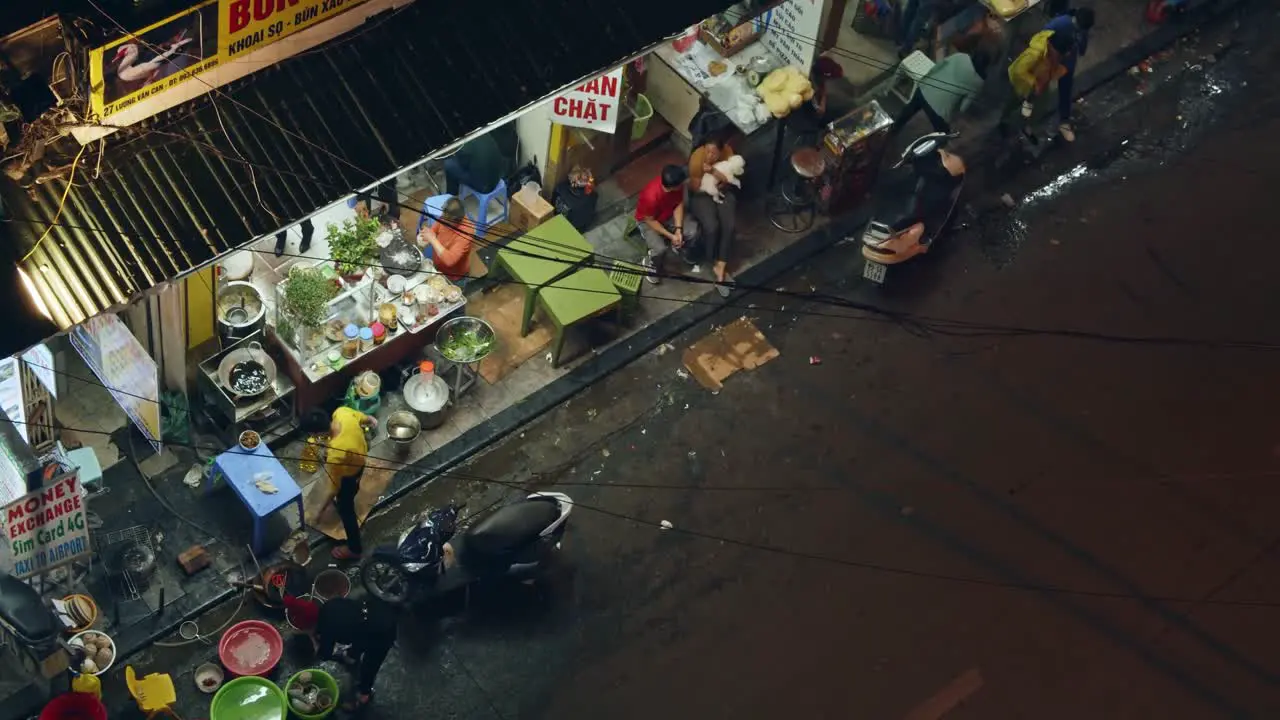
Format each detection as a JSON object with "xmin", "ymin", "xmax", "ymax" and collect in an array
[
  {"xmin": 7, "ymin": 408, "xmax": 1280, "ymax": 610},
  {"xmin": 12, "ymin": 194, "xmax": 1280, "ymax": 355},
  {"xmin": 20, "ymin": 142, "xmax": 88, "ymax": 263},
  {"xmin": 46, "ymin": 6, "xmax": 1254, "ymax": 358}
]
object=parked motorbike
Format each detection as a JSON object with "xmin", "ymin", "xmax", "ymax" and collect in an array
[
  {"xmin": 360, "ymin": 492, "xmax": 574, "ymax": 606},
  {"xmin": 0, "ymin": 571, "xmax": 71, "ymax": 679},
  {"xmin": 860, "ymin": 131, "xmax": 966, "ymax": 285}
]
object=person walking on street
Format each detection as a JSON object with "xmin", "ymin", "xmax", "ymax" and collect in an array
[
  {"xmin": 890, "ymin": 50, "xmax": 990, "ymax": 136},
  {"xmin": 1000, "ymin": 27, "xmax": 1074, "ymax": 144},
  {"xmin": 687, "ymin": 129, "xmax": 742, "ymax": 297},
  {"xmin": 636, "ymin": 164, "xmax": 699, "ymax": 285},
  {"xmin": 303, "ymin": 408, "xmax": 377, "ymax": 560},
  {"xmin": 1043, "ymin": 7, "xmax": 1095, "ymax": 142}
]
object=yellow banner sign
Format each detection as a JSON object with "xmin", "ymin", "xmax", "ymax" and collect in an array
[{"xmin": 89, "ymin": 0, "xmax": 373, "ymax": 120}]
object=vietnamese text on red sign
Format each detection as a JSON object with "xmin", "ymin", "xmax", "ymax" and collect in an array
[{"xmin": 552, "ymin": 74, "xmax": 620, "ymax": 126}]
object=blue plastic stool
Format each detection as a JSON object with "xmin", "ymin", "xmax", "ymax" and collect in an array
[
  {"xmin": 459, "ymin": 178, "xmax": 508, "ymax": 231},
  {"xmin": 416, "ymin": 194, "xmax": 455, "ymax": 235}
]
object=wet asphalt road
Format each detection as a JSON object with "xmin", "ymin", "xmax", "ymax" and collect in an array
[{"xmin": 109, "ymin": 4, "xmax": 1280, "ymax": 718}]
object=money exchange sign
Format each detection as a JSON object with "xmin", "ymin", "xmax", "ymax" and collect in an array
[{"xmin": 3, "ymin": 473, "xmax": 89, "ymax": 579}]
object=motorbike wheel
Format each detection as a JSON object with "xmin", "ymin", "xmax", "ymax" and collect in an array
[{"xmin": 360, "ymin": 559, "xmax": 413, "ymax": 605}]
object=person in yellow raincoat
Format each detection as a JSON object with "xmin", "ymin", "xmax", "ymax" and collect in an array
[{"xmin": 999, "ymin": 28, "xmax": 1075, "ymax": 144}]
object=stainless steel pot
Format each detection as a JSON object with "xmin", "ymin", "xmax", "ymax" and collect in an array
[
  {"xmin": 403, "ymin": 366, "xmax": 449, "ymax": 430},
  {"xmin": 216, "ymin": 281, "xmax": 266, "ymax": 341},
  {"xmin": 386, "ymin": 411, "xmax": 421, "ymax": 443},
  {"xmin": 216, "ymin": 341, "xmax": 278, "ymax": 400}
]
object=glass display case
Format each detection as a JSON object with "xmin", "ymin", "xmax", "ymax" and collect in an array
[{"xmin": 272, "ymin": 263, "xmax": 379, "ymax": 371}]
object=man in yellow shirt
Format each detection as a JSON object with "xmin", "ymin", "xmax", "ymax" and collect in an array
[{"xmin": 303, "ymin": 408, "xmax": 378, "ymax": 560}]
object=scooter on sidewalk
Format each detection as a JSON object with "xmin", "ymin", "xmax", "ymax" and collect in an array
[
  {"xmin": 860, "ymin": 131, "xmax": 966, "ymax": 285},
  {"xmin": 359, "ymin": 492, "xmax": 574, "ymax": 606},
  {"xmin": 0, "ymin": 571, "xmax": 73, "ymax": 680}
]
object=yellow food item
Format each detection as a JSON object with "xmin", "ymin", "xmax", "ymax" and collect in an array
[
  {"xmin": 988, "ymin": 0, "xmax": 1026, "ymax": 17},
  {"xmin": 760, "ymin": 70, "xmax": 788, "ymax": 93},
  {"xmin": 782, "ymin": 73, "xmax": 810, "ymax": 96},
  {"xmin": 764, "ymin": 93, "xmax": 791, "ymax": 117},
  {"xmin": 709, "ymin": 60, "xmax": 727, "ymax": 76},
  {"xmin": 756, "ymin": 66, "xmax": 814, "ymax": 119}
]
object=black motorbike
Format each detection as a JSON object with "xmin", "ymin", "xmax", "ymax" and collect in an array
[
  {"xmin": 0, "ymin": 571, "xmax": 70, "ymax": 679},
  {"xmin": 360, "ymin": 492, "xmax": 574, "ymax": 606},
  {"xmin": 860, "ymin": 131, "xmax": 966, "ymax": 285}
]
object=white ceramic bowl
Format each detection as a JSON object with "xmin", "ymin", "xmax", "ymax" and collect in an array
[
  {"xmin": 195, "ymin": 662, "xmax": 225, "ymax": 693},
  {"xmin": 69, "ymin": 630, "xmax": 116, "ymax": 676}
]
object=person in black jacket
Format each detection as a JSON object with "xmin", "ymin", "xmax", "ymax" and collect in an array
[{"xmin": 311, "ymin": 597, "xmax": 398, "ymax": 710}]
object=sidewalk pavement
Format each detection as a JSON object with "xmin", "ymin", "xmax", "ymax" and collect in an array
[{"xmin": 4, "ymin": 0, "xmax": 1248, "ymax": 714}]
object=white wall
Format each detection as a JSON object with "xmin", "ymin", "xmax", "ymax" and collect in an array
[{"xmin": 515, "ymin": 104, "xmax": 552, "ymax": 181}]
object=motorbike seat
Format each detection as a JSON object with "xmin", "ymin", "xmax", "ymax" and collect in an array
[
  {"xmin": 0, "ymin": 573, "xmax": 57, "ymax": 644},
  {"xmin": 464, "ymin": 497, "xmax": 561, "ymax": 560},
  {"xmin": 879, "ymin": 193, "xmax": 922, "ymax": 233}
]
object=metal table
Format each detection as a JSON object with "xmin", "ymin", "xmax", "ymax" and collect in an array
[{"xmin": 196, "ymin": 333, "xmax": 297, "ymax": 447}]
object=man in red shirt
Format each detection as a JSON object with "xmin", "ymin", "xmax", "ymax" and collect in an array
[{"xmin": 635, "ymin": 164, "xmax": 699, "ymax": 285}]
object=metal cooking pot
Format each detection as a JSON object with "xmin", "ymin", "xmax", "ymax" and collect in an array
[
  {"xmin": 216, "ymin": 341, "xmax": 278, "ymax": 400},
  {"xmin": 402, "ymin": 366, "xmax": 449, "ymax": 430},
  {"xmin": 216, "ymin": 281, "xmax": 266, "ymax": 341},
  {"xmin": 385, "ymin": 411, "xmax": 421, "ymax": 450}
]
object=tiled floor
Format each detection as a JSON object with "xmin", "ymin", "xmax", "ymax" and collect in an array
[
  {"xmin": 53, "ymin": 343, "xmax": 129, "ymax": 471},
  {"xmin": 830, "ymin": 0, "xmax": 902, "ymax": 92}
]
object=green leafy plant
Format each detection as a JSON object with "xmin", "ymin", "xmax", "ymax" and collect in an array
[
  {"xmin": 326, "ymin": 217, "xmax": 381, "ymax": 275},
  {"xmin": 281, "ymin": 266, "xmax": 338, "ymax": 330}
]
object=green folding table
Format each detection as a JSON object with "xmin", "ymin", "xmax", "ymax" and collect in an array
[
  {"xmin": 491, "ymin": 215, "xmax": 596, "ymax": 336},
  {"xmin": 535, "ymin": 266, "xmax": 623, "ymax": 368}
]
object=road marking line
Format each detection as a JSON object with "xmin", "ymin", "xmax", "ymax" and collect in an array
[{"xmin": 904, "ymin": 668, "xmax": 984, "ymax": 720}]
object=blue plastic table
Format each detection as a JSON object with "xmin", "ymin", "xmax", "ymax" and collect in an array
[{"xmin": 211, "ymin": 444, "xmax": 305, "ymax": 556}]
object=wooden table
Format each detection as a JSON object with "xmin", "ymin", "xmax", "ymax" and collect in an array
[
  {"xmin": 491, "ymin": 215, "xmax": 596, "ymax": 336},
  {"xmin": 535, "ymin": 266, "xmax": 622, "ymax": 368}
]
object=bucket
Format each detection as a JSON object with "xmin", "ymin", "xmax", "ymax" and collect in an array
[
  {"xmin": 356, "ymin": 371, "xmax": 381, "ymax": 398},
  {"xmin": 630, "ymin": 94, "xmax": 654, "ymax": 141},
  {"xmin": 313, "ymin": 569, "xmax": 351, "ymax": 601},
  {"xmin": 40, "ymin": 692, "xmax": 107, "ymax": 720},
  {"xmin": 385, "ymin": 411, "xmax": 422, "ymax": 460}
]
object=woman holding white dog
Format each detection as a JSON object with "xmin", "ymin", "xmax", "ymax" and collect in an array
[{"xmin": 687, "ymin": 129, "xmax": 744, "ymax": 298}]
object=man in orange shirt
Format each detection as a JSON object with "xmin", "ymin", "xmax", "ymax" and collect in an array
[{"xmin": 417, "ymin": 197, "xmax": 473, "ymax": 282}]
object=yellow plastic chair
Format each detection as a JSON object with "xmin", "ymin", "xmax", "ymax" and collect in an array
[{"xmin": 125, "ymin": 665, "xmax": 180, "ymax": 719}]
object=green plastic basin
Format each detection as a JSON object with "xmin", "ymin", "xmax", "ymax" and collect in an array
[{"xmin": 210, "ymin": 676, "xmax": 287, "ymax": 720}]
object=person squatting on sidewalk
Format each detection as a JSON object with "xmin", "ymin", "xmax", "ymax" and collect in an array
[{"xmin": 636, "ymin": 164, "xmax": 700, "ymax": 285}]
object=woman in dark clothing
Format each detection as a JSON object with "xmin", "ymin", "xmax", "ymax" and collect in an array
[
  {"xmin": 310, "ymin": 597, "xmax": 398, "ymax": 710},
  {"xmin": 686, "ymin": 127, "xmax": 743, "ymax": 297}
]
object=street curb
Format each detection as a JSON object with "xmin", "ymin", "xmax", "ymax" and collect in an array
[{"xmin": 13, "ymin": 1, "xmax": 1242, "ymax": 714}]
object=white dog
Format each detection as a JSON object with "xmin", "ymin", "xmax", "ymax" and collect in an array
[{"xmin": 699, "ymin": 155, "xmax": 746, "ymax": 204}]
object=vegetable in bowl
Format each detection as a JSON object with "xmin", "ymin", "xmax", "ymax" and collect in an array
[{"xmin": 435, "ymin": 317, "xmax": 496, "ymax": 364}]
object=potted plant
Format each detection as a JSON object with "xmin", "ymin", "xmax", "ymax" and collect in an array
[
  {"xmin": 326, "ymin": 217, "xmax": 380, "ymax": 278},
  {"xmin": 280, "ymin": 266, "xmax": 338, "ymax": 347}
]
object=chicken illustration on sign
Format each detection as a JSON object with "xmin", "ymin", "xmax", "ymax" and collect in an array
[{"xmin": 551, "ymin": 67, "xmax": 625, "ymax": 134}]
